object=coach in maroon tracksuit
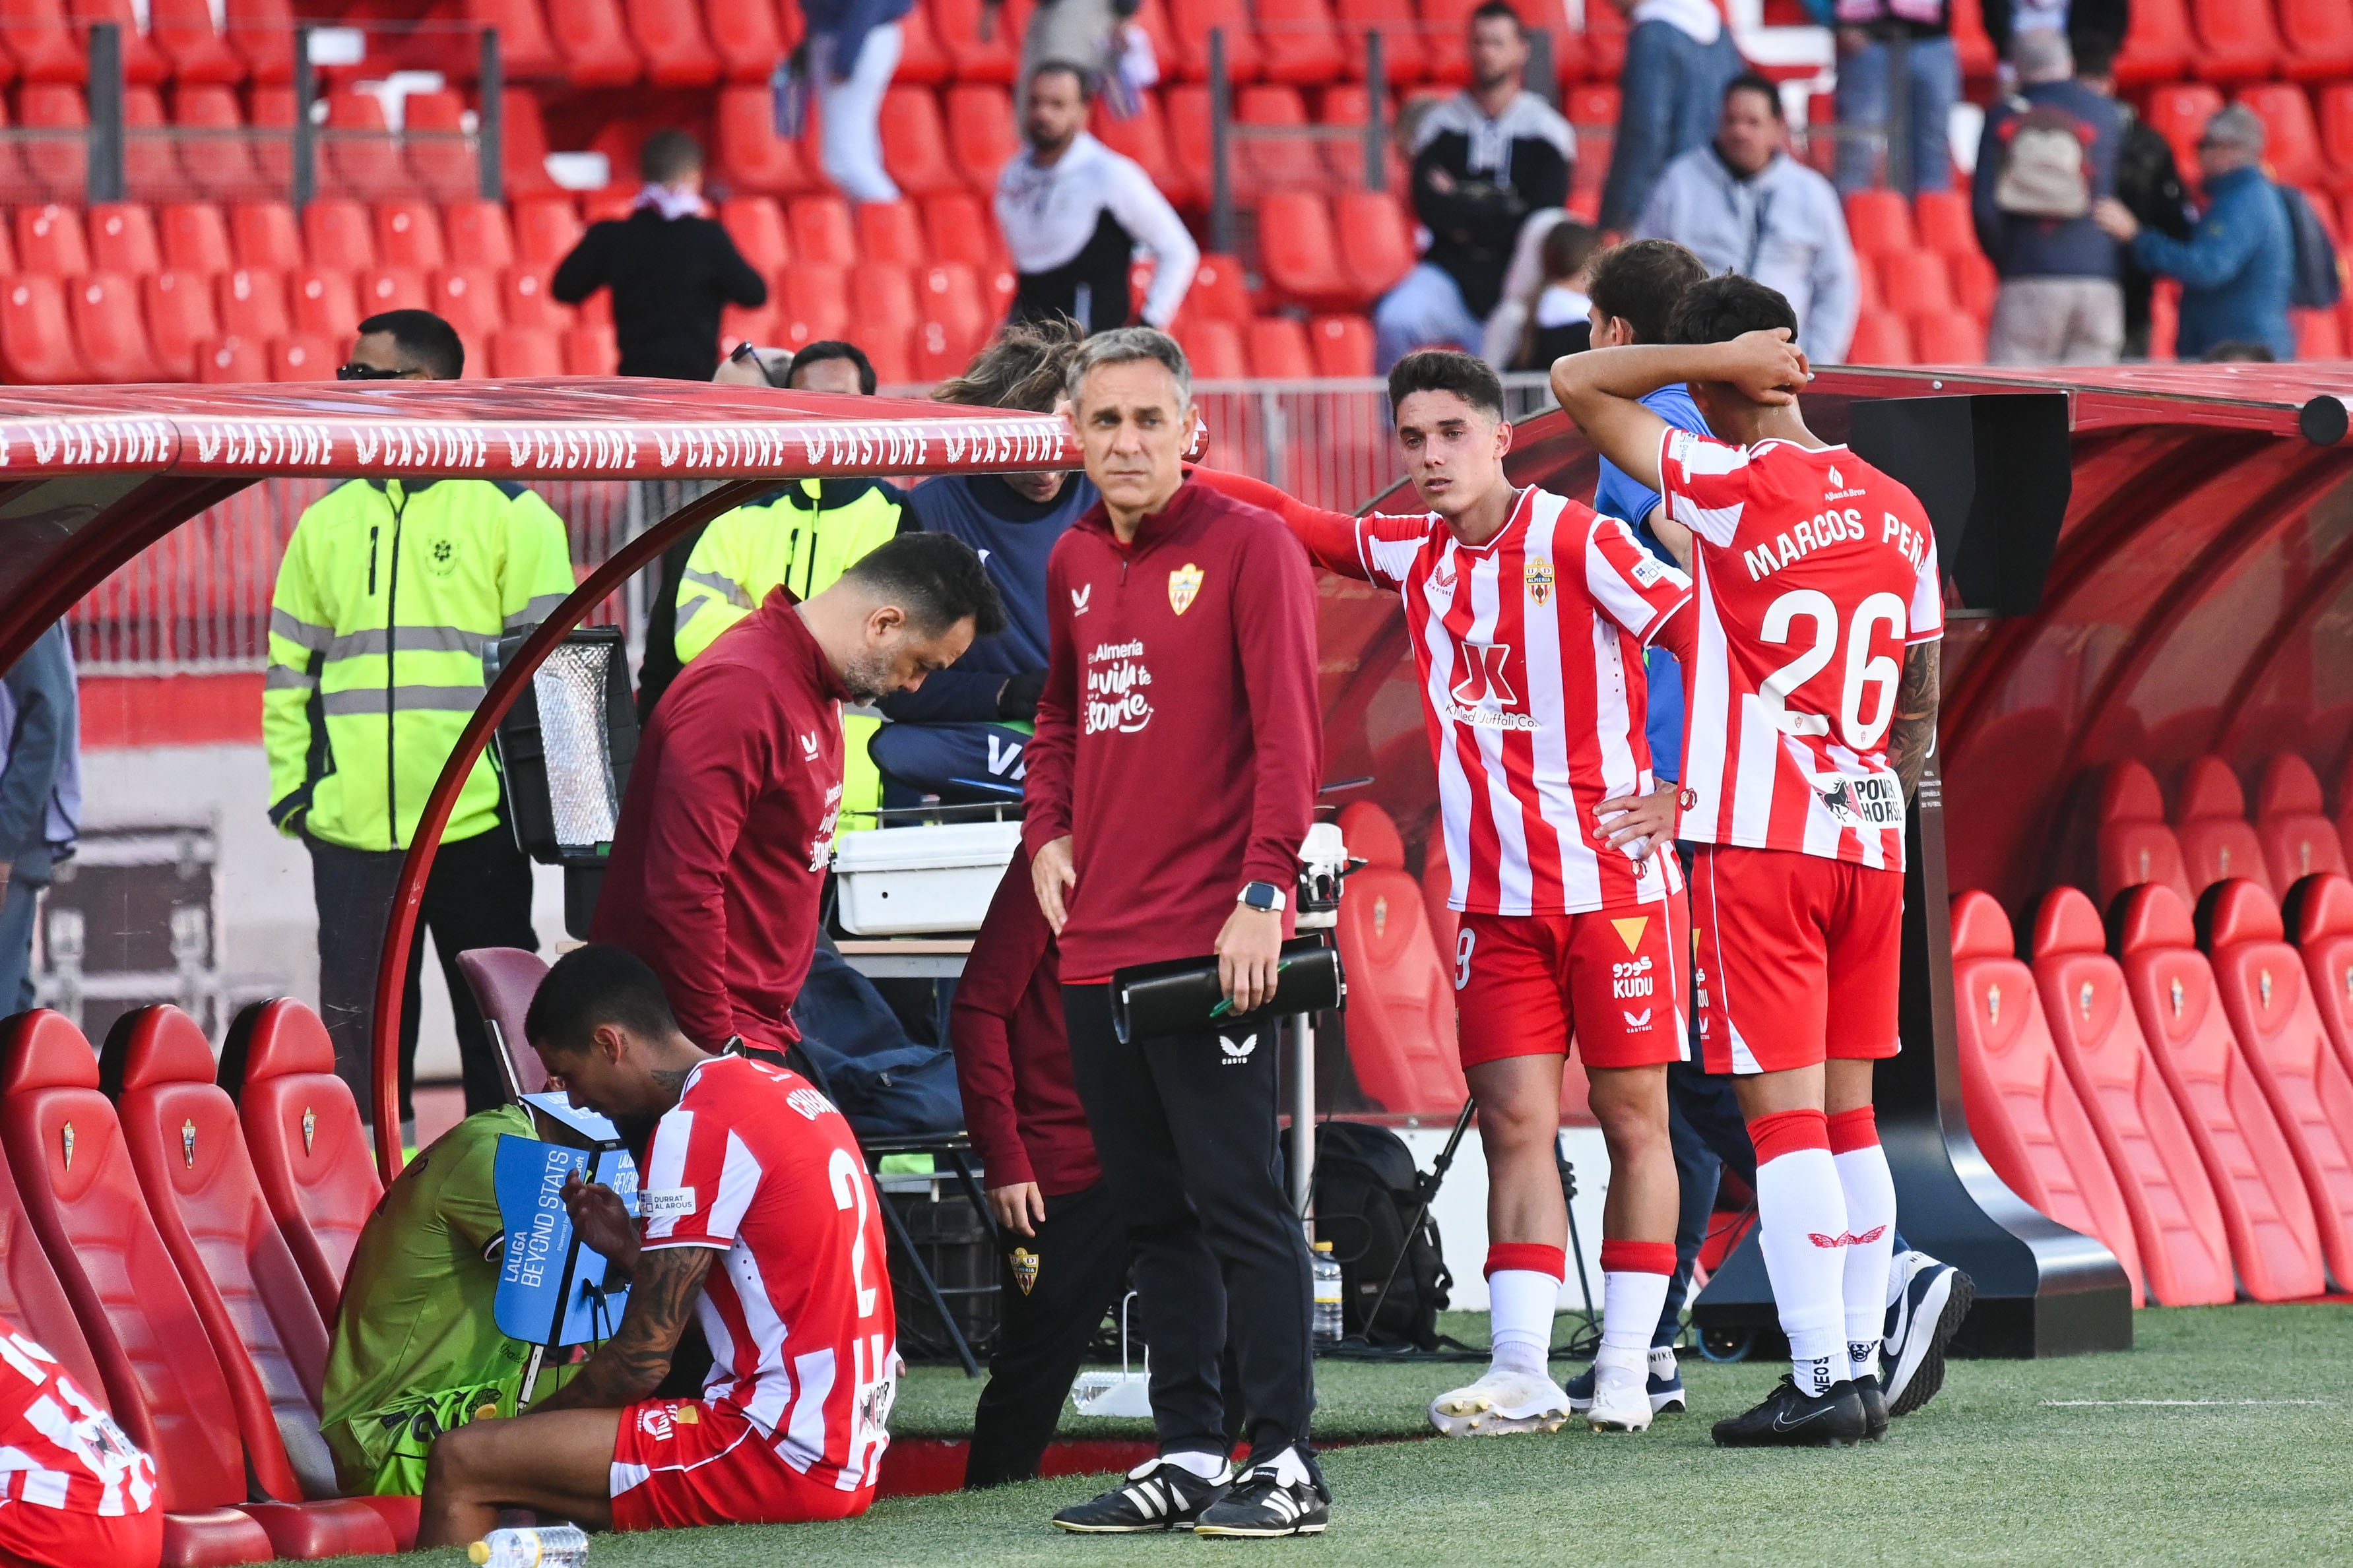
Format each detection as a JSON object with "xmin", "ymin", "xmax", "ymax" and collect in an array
[{"xmin": 1023, "ymin": 329, "xmax": 1331, "ymax": 1536}]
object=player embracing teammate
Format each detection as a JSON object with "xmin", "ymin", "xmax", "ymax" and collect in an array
[{"xmin": 1555, "ymin": 275, "xmax": 1943, "ymax": 1446}]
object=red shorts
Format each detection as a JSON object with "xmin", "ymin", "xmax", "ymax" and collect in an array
[
  {"xmin": 1452, "ymin": 896, "xmax": 1691, "ymax": 1070},
  {"xmin": 0, "ymin": 1500, "xmax": 160, "ymax": 1568},
  {"xmin": 1692, "ymin": 845, "xmax": 1903, "ymax": 1075},
  {"xmin": 609, "ymin": 1397, "xmax": 872, "ymax": 1532}
]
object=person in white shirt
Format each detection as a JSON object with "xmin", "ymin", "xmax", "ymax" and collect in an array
[{"xmin": 996, "ymin": 62, "xmax": 1200, "ymax": 335}]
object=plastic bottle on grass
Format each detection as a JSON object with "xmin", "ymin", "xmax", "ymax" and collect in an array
[
  {"xmin": 1312, "ymin": 1241, "xmax": 1344, "ymax": 1344},
  {"xmin": 469, "ymin": 1523, "xmax": 589, "ymax": 1567}
]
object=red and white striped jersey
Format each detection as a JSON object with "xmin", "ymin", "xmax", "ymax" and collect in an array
[
  {"xmin": 1351, "ymin": 487, "xmax": 1694, "ymax": 915},
  {"xmin": 0, "ymin": 1324, "xmax": 156, "ymax": 1519},
  {"xmin": 1656, "ymin": 429, "xmax": 1943, "ymax": 870},
  {"xmin": 639, "ymin": 1054, "xmax": 897, "ymax": 1495}
]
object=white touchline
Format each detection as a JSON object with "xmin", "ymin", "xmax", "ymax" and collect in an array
[{"xmin": 2039, "ymin": 1399, "xmax": 2334, "ymax": 1407}]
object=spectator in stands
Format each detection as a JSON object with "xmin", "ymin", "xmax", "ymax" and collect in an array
[
  {"xmin": 551, "ymin": 131, "xmax": 767, "ymax": 382},
  {"xmin": 1510, "ymin": 219, "xmax": 1601, "ymax": 369},
  {"xmin": 2093, "ymin": 104, "xmax": 2295, "ymax": 363},
  {"xmin": 2075, "ymin": 37, "xmax": 2193, "ymax": 359},
  {"xmin": 1982, "ymin": 0, "xmax": 2127, "ymax": 77},
  {"xmin": 1973, "ymin": 29, "xmax": 2124, "ymax": 365},
  {"xmin": 265, "ymin": 310, "xmax": 569, "ymax": 1143},
  {"xmin": 1634, "ymin": 73, "xmax": 1859, "ymax": 361},
  {"xmin": 874, "ymin": 319, "xmax": 1093, "ymax": 805},
  {"xmin": 802, "ymin": 0, "xmax": 915, "ymax": 203},
  {"xmin": 0, "ymin": 621, "xmax": 77, "ymax": 1014},
  {"xmin": 999, "ymin": 63, "xmax": 1198, "ymax": 336},
  {"xmin": 1372, "ymin": 1, "xmax": 1573, "ymax": 372},
  {"xmin": 1816, "ymin": 0, "xmax": 1959, "ymax": 195},
  {"xmin": 1010, "ymin": 0, "xmax": 1145, "ymax": 110},
  {"xmin": 1598, "ymin": 0, "xmax": 1745, "ymax": 233}
]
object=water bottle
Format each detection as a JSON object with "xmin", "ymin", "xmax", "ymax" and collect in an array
[
  {"xmin": 469, "ymin": 1524, "xmax": 589, "ymax": 1568},
  {"xmin": 1312, "ymin": 1241, "xmax": 1345, "ymax": 1346}
]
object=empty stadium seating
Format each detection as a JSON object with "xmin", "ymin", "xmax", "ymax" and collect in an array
[
  {"xmin": 1950, "ymin": 891, "xmax": 2146, "ymax": 1304},
  {"xmin": 2255, "ymin": 755, "xmax": 2347, "ymax": 890},
  {"xmin": 1333, "ymin": 801, "xmax": 1469, "ymax": 1113},
  {"xmin": 2112, "ymin": 883, "xmax": 2326, "ymax": 1300},
  {"xmin": 2098, "ymin": 760, "xmax": 2197, "ymax": 909},
  {"xmin": 2030, "ymin": 887, "xmax": 2235, "ymax": 1305},
  {"xmin": 217, "ymin": 999, "xmax": 381, "ymax": 1325},
  {"xmin": 2198, "ymin": 880, "xmax": 2353, "ymax": 1289},
  {"xmin": 2176, "ymin": 757, "xmax": 2274, "ymax": 900}
]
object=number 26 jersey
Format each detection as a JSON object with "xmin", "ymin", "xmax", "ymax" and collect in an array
[{"xmin": 1656, "ymin": 428, "xmax": 1943, "ymax": 871}]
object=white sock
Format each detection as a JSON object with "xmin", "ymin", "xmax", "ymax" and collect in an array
[
  {"xmin": 1597, "ymin": 1240, "xmax": 1675, "ymax": 1363},
  {"xmin": 1751, "ymin": 1112, "xmax": 1849, "ymax": 1398},
  {"xmin": 1486, "ymin": 1267, "xmax": 1560, "ymax": 1377},
  {"xmin": 1157, "ymin": 1449, "xmax": 1229, "ymax": 1480},
  {"xmin": 1832, "ymin": 1118, "xmax": 1899, "ymax": 1385}
]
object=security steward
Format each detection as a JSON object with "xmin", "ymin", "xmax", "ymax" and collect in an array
[
  {"xmin": 642, "ymin": 339, "xmax": 907, "ymax": 832},
  {"xmin": 264, "ymin": 309, "xmax": 573, "ymax": 1140}
]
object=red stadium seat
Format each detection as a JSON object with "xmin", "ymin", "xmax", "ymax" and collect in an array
[
  {"xmin": 2030, "ymin": 887, "xmax": 2236, "ymax": 1305},
  {"xmin": 1093, "ymin": 92, "xmax": 1196, "ymax": 208},
  {"xmin": 271, "ymin": 333, "xmax": 338, "ymax": 381},
  {"xmin": 152, "ymin": 0, "xmax": 249, "ymax": 84},
  {"xmin": 1314, "ymin": 84, "xmax": 1404, "ymax": 189},
  {"xmin": 159, "ymin": 202, "xmax": 234, "ymax": 276},
  {"xmin": 0, "ymin": 276, "xmax": 85, "ymax": 383},
  {"xmin": 492, "ymin": 87, "xmax": 558, "ymax": 199},
  {"xmin": 1948, "ymin": 247, "xmax": 1997, "ymax": 318},
  {"xmin": 216, "ymin": 266, "xmax": 290, "ymax": 341},
  {"xmin": 893, "ymin": 0, "xmax": 950, "ymax": 83},
  {"xmin": 919, "ymin": 191, "xmax": 1002, "ymax": 273},
  {"xmin": 851, "ymin": 263, "xmax": 919, "ymax": 347},
  {"xmin": 708, "ymin": 0, "xmax": 789, "ymax": 80},
  {"xmin": 77, "ymin": 0, "xmax": 166, "ymax": 85},
  {"xmin": 1950, "ymin": 891, "xmax": 2146, "ymax": 1304},
  {"xmin": 2114, "ymin": 0, "xmax": 2195, "ymax": 84},
  {"xmin": 1, "ymin": 0, "xmax": 86, "ymax": 83},
  {"xmin": 1235, "ymin": 84, "xmax": 1323, "ymax": 194},
  {"xmin": 357, "ymin": 266, "xmax": 429, "ymax": 317},
  {"xmin": 1182, "ymin": 251, "xmax": 1252, "ymax": 323},
  {"xmin": 1332, "ymin": 189, "xmax": 1415, "ymax": 301},
  {"xmin": 1947, "ymin": 0, "xmax": 1997, "ymax": 76},
  {"xmin": 1258, "ymin": 0, "xmax": 1347, "ymax": 85},
  {"xmin": 303, "ymin": 199, "xmax": 376, "ymax": 272},
  {"xmin": 171, "ymin": 82, "xmax": 262, "ymax": 198},
  {"xmin": 145, "ymin": 268, "xmax": 221, "ymax": 379},
  {"xmin": 512, "ymin": 197, "xmax": 585, "ymax": 267},
  {"xmin": 321, "ymin": 89, "xmax": 403, "ymax": 195},
  {"xmin": 121, "ymin": 84, "xmax": 179, "ymax": 193},
  {"xmin": 1165, "ymin": 0, "xmax": 1264, "ymax": 80},
  {"xmin": 88, "ymin": 201, "xmax": 159, "ymax": 276},
  {"xmin": 230, "ymin": 201, "xmax": 302, "ymax": 271},
  {"xmin": 628, "ymin": 0, "xmax": 722, "ymax": 85},
  {"xmin": 2276, "ymin": 0, "xmax": 2353, "ymax": 80},
  {"xmin": 2191, "ymin": 0, "xmax": 2284, "ymax": 82},
  {"xmin": 197, "ymin": 333, "xmax": 267, "ymax": 381},
  {"xmin": 1258, "ymin": 192, "xmax": 1357, "ymax": 309},
  {"xmin": 2115, "ymin": 883, "xmax": 2327, "ymax": 1299},
  {"xmin": 402, "ymin": 90, "xmax": 476, "ymax": 200},
  {"xmin": 931, "ymin": 0, "xmax": 1032, "ymax": 84},
  {"xmin": 1875, "ymin": 251, "xmax": 1954, "ymax": 317},
  {"xmin": 1165, "ymin": 84, "xmax": 1216, "ymax": 204},
  {"xmin": 2236, "ymin": 84, "xmax": 2323, "ymax": 187},
  {"xmin": 465, "ymin": 0, "xmax": 565, "ymax": 81},
  {"xmin": 1334, "ymin": 802, "xmax": 1469, "ymax": 1114},
  {"xmin": 69, "ymin": 274, "xmax": 158, "ymax": 383},
  {"xmin": 720, "ymin": 197, "xmax": 792, "ymax": 277},
  {"xmin": 562, "ymin": 324, "xmax": 618, "ymax": 375},
  {"xmin": 226, "ymin": 0, "xmax": 299, "ymax": 86},
  {"xmin": 501, "ymin": 265, "xmax": 571, "ymax": 330},
  {"xmin": 2144, "ymin": 82, "xmax": 2226, "ymax": 180},
  {"xmin": 2199, "ymin": 879, "xmax": 2353, "ymax": 1289},
  {"xmin": 1910, "ymin": 309, "xmax": 1985, "ymax": 363},
  {"xmin": 2285, "ymin": 873, "xmax": 2353, "ymax": 1079},
  {"xmin": 2295, "ymin": 305, "xmax": 2344, "ymax": 359},
  {"xmin": 1247, "ymin": 315, "xmax": 1316, "ymax": 378},
  {"xmin": 1845, "ymin": 189, "xmax": 1918, "ymax": 259},
  {"xmin": 1419, "ymin": 0, "xmax": 1485, "ymax": 86},
  {"xmin": 776, "ymin": 261, "xmax": 851, "ymax": 348},
  {"xmin": 716, "ymin": 83, "xmax": 816, "ymax": 195},
  {"xmin": 14, "ymin": 203, "xmax": 86, "ymax": 278},
  {"xmin": 291, "ymin": 268, "xmax": 359, "ymax": 337},
  {"xmin": 880, "ymin": 86, "xmax": 963, "ymax": 199},
  {"xmin": 374, "ymin": 199, "xmax": 446, "ymax": 270},
  {"xmin": 1180, "ymin": 317, "xmax": 1247, "ymax": 378},
  {"xmin": 555, "ymin": 0, "xmax": 645, "ymax": 84},
  {"xmin": 914, "ymin": 261, "xmax": 988, "ymax": 364},
  {"xmin": 1845, "ymin": 309, "xmax": 1912, "ymax": 365},
  {"xmin": 1911, "ymin": 188, "xmax": 1975, "ymax": 259},
  {"xmin": 856, "ymin": 200, "xmax": 928, "ymax": 267},
  {"xmin": 1334, "ymin": 0, "xmax": 1430, "ymax": 82},
  {"xmin": 2256, "ymin": 755, "xmax": 2347, "ymax": 890},
  {"xmin": 2098, "ymin": 759, "xmax": 2198, "ymax": 909},
  {"xmin": 1308, "ymin": 311, "xmax": 1373, "ymax": 376},
  {"xmin": 441, "ymin": 199, "xmax": 516, "ymax": 271},
  {"xmin": 2176, "ymin": 755, "xmax": 2273, "ymax": 900},
  {"xmin": 787, "ymin": 195, "xmax": 858, "ymax": 267},
  {"xmin": 428, "ymin": 267, "xmax": 502, "ymax": 344},
  {"xmin": 946, "ymin": 84, "xmax": 1022, "ymax": 193},
  {"xmin": 489, "ymin": 325, "xmax": 564, "ymax": 377},
  {"xmin": 1579, "ymin": 0, "xmax": 1628, "ymax": 82}
]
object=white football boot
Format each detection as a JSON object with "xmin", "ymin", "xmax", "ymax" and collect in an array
[
  {"xmin": 1427, "ymin": 1364, "xmax": 1573, "ymax": 1437},
  {"xmin": 1584, "ymin": 1347, "xmax": 1655, "ymax": 1433}
]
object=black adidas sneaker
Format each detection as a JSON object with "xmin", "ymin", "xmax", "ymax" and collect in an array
[
  {"xmin": 1710, "ymin": 1376, "xmax": 1869, "ymax": 1449},
  {"xmin": 1051, "ymin": 1457, "xmax": 1233, "ymax": 1533},
  {"xmin": 1194, "ymin": 1448, "xmax": 1330, "ymax": 1538}
]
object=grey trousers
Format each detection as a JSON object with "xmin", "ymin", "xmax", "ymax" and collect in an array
[{"xmin": 1987, "ymin": 277, "xmax": 2125, "ymax": 367}]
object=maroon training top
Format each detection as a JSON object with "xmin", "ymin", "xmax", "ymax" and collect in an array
[
  {"xmin": 593, "ymin": 590, "xmax": 847, "ymax": 1048},
  {"xmin": 948, "ymin": 847, "xmax": 1099, "ymax": 1195},
  {"xmin": 1022, "ymin": 478, "xmax": 1323, "ymax": 983}
]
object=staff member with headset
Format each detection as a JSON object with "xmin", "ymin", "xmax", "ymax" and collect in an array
[
  {"xmin": 264, "ymin": 309, "xmax": 574, "ymax": 1141},
  {"xmin": 1025, "ymin": 328, "xmax": 1329, "ymax": 1538}
]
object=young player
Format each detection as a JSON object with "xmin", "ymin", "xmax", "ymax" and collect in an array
[
  {"xmin": 1195, "ymin": 348, "xmax": 1694, "ymax": 1436},
  {"xmin": 416, "ymin": 945, "xmax": 899, "ymax": 1544},
  {"xmin": 1551, "ymin": 276, "xmax": 1944, "ymax": 1447},
  {"xmin": 0, "ymin": 1317, "xmax": 160, "ymax": 1568}
]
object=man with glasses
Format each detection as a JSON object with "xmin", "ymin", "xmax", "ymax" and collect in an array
[{"xmin": 265, "ymin": 309, "xmax": 574, "ymax": 1145}]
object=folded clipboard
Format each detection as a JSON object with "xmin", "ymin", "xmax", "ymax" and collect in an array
[{"xmin": 1109, "ymin": 935, "xmax": 1345, "ymax": 1044}]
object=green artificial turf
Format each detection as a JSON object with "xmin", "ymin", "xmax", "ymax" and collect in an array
[{"xmin": 340, "ymin": 1302, "xmax": 2353, "ymax": 1567}]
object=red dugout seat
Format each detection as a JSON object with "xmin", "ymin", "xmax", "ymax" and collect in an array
[
  {"xmin": 2198, "ymin": 881, "xmax": 2353, "ymax": 1289},
  {"xmin": 2284, "ymin": 873, "xmax": 2353, "ymax": 1081},
  {"xmin": 914, "ymin": 262, "xmax": 988, "ymax": 371},
  {"xmin": 1910, "ymin": 310, "xmax": 1986, "ymax": 364},
  {"xmin": 70, "ymin": 274, "xmax": 159, "ymax": 383},
  {"xmin": 2144, "ymin": 82, "xmax": 2226, "ymax": 180},
  {"xmin": 1950, "ymin": 892, "xmax": 2145, "ymax": 1304},
  {"xmin": 2255, "ymin": 754, "xmax": 2346, "ymax": 890},
  {"xmin": 0, "ymin": 276, "xmax": 86, "ymax": 384},
  {"xmin": 1845, "ymin": 310, "xmax": 1912, "ymax": 365},
  {"xmin": 1332, "ymin": 190, "xmax": 1415, "ymax": 301},
  {"xmin": 2113, "ymin": 884, "xmax": 2325, "ymax": 1300},
  {"xmin": 270, "ymin": 334, "xmax": 337, "ymax": 381},
  {"xmin": 893, "ymin": 0, "xmax": 951, "ymax": 82},
  {"xmin": 490, "ymin": 327, "xmax": 564, "ymax": 377},
  {"xmin": 1877, "ymin": 251, "xmax": 1954, "ymax": 317},
  {"xmin": 1912, "ymin": 187, "xmax": 1975, "ymax": 259},
  {"xmin": 217, "ymin": 1006, "xmax": 381, "ymax": 1325},
  {"xmin": 2097, "ymin": 759, "xmax": 2197, "ymax": 909},
  {"xmin": 492, "ymin": 87, "xmax": 558, "ymax": 199},
  {"xmin": 1844, "ymin": 189, "xmax": 1918, "ymax": 257},
  {"xmin": 1334, "ymin": 803, "xmax": 1469, "ymax": 1113},
  {"xmin": 429, "ymin": 267, "xmax": 502, "ymax": 344},
  {"xmin": 562, "ymin": 325, "xmax": 618, "ymax": 375},
  {"xmin": 501, "ymin": 266, "xmax": 570, "ymax": 330},
  {"xmin": 145, "ymin": 269, "xmax": 221, "ymax": 380},
  {"xmin": 2176, "ymin": 755, "xmax": 2272, "ymax": 899},
  {"xmin": 122, "ymin": 85, "xmax": 179, "ymax": 193},
  {"xmin": 919, "ymin": 192, "xmax": 1000, "ymax": 272},
  {"xmin": 226, "ymin": 0, "xmax": 299, "ymax": 86},
  {"xmin": 197, "ymin": 334, "xmax": 266, "ymax": 381},
  {"xmin": 358, "ymin": 267, "xmax": 428, "ymax": 317},
  {"xmin": 1235, "ymin": 84, "xmax": 1323, "ymax": 193},
  {"xmin": 1248, "ymin": 315, "xmax": 1316, "ymax": 378},
  {"xmin": 2032, "ymin": 887, "xmax": 2234, "ymax": 1305},
  {"xmin": 1181, "ymin": 318, "xmax": 1246, "ymax": 379},
  {"xmin": 3, "ymin": 0, "xmax": 85, "ymax": 82},
  {"xmin": 465, "ymin": 0, "xmax": 565, "ymax": 81},
  {"xmin": 776, "ymin": 262, "xmax": 851, "ymax": 348}
]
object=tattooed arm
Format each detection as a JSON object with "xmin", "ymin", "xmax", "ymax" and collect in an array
[
  {"xmin": 529, "ymin": 1245, "xmax": 715, "ymax": 1412},
  {"xmin": 1886, "ymin": 641, "xmax": 1941, "ymax": 803}
]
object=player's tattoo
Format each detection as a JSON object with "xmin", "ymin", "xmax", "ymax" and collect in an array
[
  {"xmin": 649, "ymin": 1066, "xmax": 692, "ymax": 1094},
  {"xmin": 1886, "ymin": 641, "xmax": 1940, "ymax": 803},
  {"xmin": 532, "ymin": 1245, "xmax": 714, "ymax": 1412}
]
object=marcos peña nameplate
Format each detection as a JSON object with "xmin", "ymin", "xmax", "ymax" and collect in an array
[{"xmin": 1110, "ymin": 935, "xmax": 1345, "ymax": 1044}]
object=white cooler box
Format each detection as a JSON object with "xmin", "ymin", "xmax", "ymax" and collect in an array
[{"xmin": 830, "ymin": 820, "xmax": 1023, "ymax": 935}]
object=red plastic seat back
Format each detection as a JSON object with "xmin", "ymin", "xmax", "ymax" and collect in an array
[
  {"xmin": 879, "ymin": 86, "xmax": 961, "ymax": 199},
  {"xmin": 2285, "ymin": 872, "xmax": 2353, "ymax": 1081},
  {"xmin": 2097, "ymin": 759, "xmax": 2197, "ymax": 908},
  {"xmin": 2113, "ymin": 884, "xmax": 2325, "ymax": 1299},
  {"xmin": 2255, "ymin": 754, "xmax": 2346, "ymax": 891},
  {"xmin": 0, "ymin": 1011, "xmax": 247, "ymax": 1511},
  {"xmin": 2175, "ymin": 756, "xmax": 2272, "ymax": 899},
  {"xmin": 1309, "ymin": 313, "xmax": 1374, "ymax": 377},
  {"xmin": 100, "ymin": 1007, "xmax": 331, "ymax": 1503},
  {"xmin": 2030, "ymin": 887, "xmax": 2234, "ymax": 1305},
  {"xmin": 2197, "ymin": 879, "xmax": 2353, "ymax": 1285},
  {"xmin": 69, "ymin": 273, "xmax": 158, "ymax": 384},
  {"xmin": 1248, "ymin": 316, "xmax": 1316, "ymax": 379},
  {"xmin": 451, "ymin": 949, "xmax": 551, "ymax": 1099},
  {"xmin": 2190, "ymin": 0, "xmax": 2284, "ymax": 82},
  {"xmin": 0, "ymin": 1128, "xmax": 109, "ymax": 1405},
  {"xmin": 375, "ymin": 198, "xmax": 447, "ymax": 270},
  {"xmin": 88, "ymin": 201, "xmax": 160, "ymax": 276},
  {"xmin": 160, "ymin": 201, "xmax": 234, "ymax": 276},
  {"xmin": 0, "ymin": 276, "xmax": 86, "ymax": 385},
  {"xmin": 218, "ymin": 999, "xmax": 380, "ymax": 1324},
  {"xmin": 946, "ymin": 83, "xmax": 1023, "ymax": 193},
  {"xmin": 1949, "ymin": 893, "xmax": 2144, "ymax": 1303},
  {"xmin": 15, "ymin": 203, "xmax": 87, "ymax": 278},
  {"xmin": 1334, "ymin": 803, "xmax": 1469, "ymax": 1113}
]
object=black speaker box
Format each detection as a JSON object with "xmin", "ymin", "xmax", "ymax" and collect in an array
[{"xmin": 1846, "ymin": 392, "xmax": 2073, "ymax": 615}]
